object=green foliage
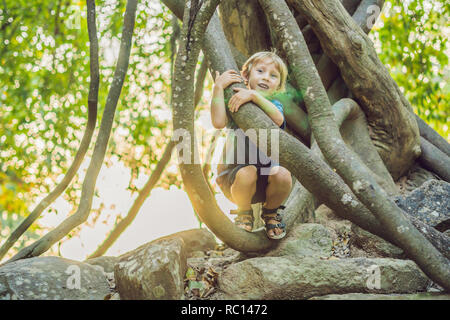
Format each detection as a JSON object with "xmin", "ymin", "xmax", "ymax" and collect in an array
[
  {"xmin": 372, "ymin": 0, "xmax": 449, "ymax": 139},
  {"xmin": 0, "ymin": 0, "xmax": 176, "ymax": 236}
]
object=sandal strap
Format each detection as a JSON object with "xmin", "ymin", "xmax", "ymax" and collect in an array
[
  {"xmin": 261, "ymin": 205, "xmax": 286, "ymax": 215},
  {"xmin": 261, "ymin": 212, "xmax": 283, "ymax": 222},
  {"xmin": 261, "ymin": 206, "xmax": 286, "ymax": 232},
  {"xmin": 230, "ymin": 209, "xmax": 254, "ymax": 227},
  {"xmin": 230, "ymin": 209, "xmax": 253, "ymax": 216},
  {"xmin": 265, "ymin": 222, "xmax": 286, "ymax": 230},
  {"xmin": 235, "ymin": 217, "xmax": 253, "ymax": 227}
]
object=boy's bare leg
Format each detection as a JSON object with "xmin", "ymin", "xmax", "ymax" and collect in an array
[
  {"xmin": 230, "ymin": 166, "xmax": 258, "ymax": 231},
  {"xmin": 230, "ymin": 165, "xmax": 258, "ymax": 211},
  {"xmin": 263, "ymin": 166, "xmax": 292, "ymax": 237}
]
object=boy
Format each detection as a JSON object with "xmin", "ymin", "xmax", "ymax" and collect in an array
[{"xmin": 211, "ymin": 51, "xmax": 292, "ymax": 240}]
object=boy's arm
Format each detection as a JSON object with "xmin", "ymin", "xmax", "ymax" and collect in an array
[
  {"xmin": 210, "ymin": 70, "xmax": 243, "ymax": 129},
  {"xmin": 229, "ymin": 88, "xmax": 284, "ymax": 127},
  {"xmin": 210, "ymin": 84, "xmax": 228, "ymax": 129},
  {"xmin": 252, "ymin": 92, "xmax": 285, "ymax": 127}
]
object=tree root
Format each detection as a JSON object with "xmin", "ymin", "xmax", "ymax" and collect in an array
[{"xmin": 419, "ymin": 137, "xmax": 450, "ymax": 183}]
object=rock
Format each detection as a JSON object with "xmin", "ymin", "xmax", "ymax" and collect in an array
[
  {"xmin": 84, "ymin": 256, "xmax": 119, "ymax": 273},
  {"xmin": 185, "ymin": 247, "xmax": 243, "ymax": 300},
  {"xmin": 266, "ymin": 223, "xmax": 332, "ymax": 258},
  {"xmin": 351, "ymin": 224, "xmax": 404, "ymax": 258},
  {"xmin": 310, "ymin": 292, "xmax": 450, "ymax": 300},
  {"xmin": 0, "ymin": 256, "xmax": 111, "ymax": 300},
  {"xmin": 114, "ymin": 238, "xmax": 187, "ymax": 300},
  {"xmin": 314, "ymin": 206, "xmax": 404, "ymax": 259},
  {"xmin": 190, "ymin": 251, "xmax": 207, "ymax": 258},
  {"xmin": 218, "ymin": 256, "xmax": 429, "ymax": 300},
  {"xmin": 393, "ymin": 180, "xmax": 450, "ymax": 232},
  {"xmin": 154, "ymin": 228, "xmax": 217, "ymax": 257},
  {"xmin": 187, "ymin": 248, "xmax": 243, "ymax": 276},
  {"xmin": 396, "ymin": 163, "xmax": 439, "ymax": 194},
  {"xmin": 314, "ymin": 205, "xmax": 352, "ymax": 239}
]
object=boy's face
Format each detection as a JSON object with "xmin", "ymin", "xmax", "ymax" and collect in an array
[{"xmin": 244, "ymin": 57, "xmax": 281, "ymax": 96}]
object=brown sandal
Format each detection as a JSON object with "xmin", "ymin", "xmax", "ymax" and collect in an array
[
  {"xmin": 261, "ymin": 205, "xmax": 286, "ymax": 240},
  {"xmin": 230, "ymin": 209, "xmax": 254, "ymax": 232}
]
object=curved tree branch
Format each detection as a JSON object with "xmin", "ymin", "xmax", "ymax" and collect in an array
[
  {"xmin": 88, "ymin": 139, "xmax": 175, "ymax": 259},
  {"xmin": 260, "ymin": 0, "xmax": 449, "ymax": 290},
  {"xmin": 0, "ymin": 0, "xmax": 100, "ymax": 261},
  {"xmin": 289, "ymin": 0, "xmax": 421, "ymax": 180},
  {"xmin": 287, "ymin": 0, "xmax": 383, "ymax": 125},
  {"xmin": 194, "ymin": 56, "xmax": 209, "ymax": 107},
  {"xmin": 90, "ymin": 52, "xmax": 212, "ymax": 258},
  {"xmin": 415, "ymin": 114, "xmax": 450, "ymax": 157},
  {"xmin": 161, "ymin": 0, "xmax": 450, "ymax": 259},
  {"xmin": 170, "ymin": 0, "xmax": 275, "ymax": 253},
  {"xmin": 88, "ymin": 22, "xmax": 212, "ymax": 258},
  {"xmin": 2, "ymin": 0, "xmax": 139, "ymax": 265},
  {"xmin": 418, "ymin": 137, "xmax": 450, "ymax": 183}
]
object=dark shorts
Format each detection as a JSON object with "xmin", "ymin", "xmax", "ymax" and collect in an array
[{"xmin": 215, "ymin": 162, "xmax": 276, "ymax": 204}]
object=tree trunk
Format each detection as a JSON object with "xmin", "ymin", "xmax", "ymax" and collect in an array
[
  {"xmin": 259, "ymin": 0, "xmax": 449, "ymax": 290},
  {"xmin": 161, "ymin": 0, "xmax": 450, "ymax": 263},
  {"xmin": 288, "ymin": 0, "xmax": 421, "ymax": 180}
]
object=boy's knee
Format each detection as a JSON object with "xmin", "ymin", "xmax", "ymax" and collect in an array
[
  {"xmin": 268, "ymin": 166, "xmax": 292, "ymax": 187},
  {"xmin": 234, "ymin": 165, "xmax": 257, "ymax": 186}
]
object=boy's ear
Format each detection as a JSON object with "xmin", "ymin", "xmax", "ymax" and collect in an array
[{"xmin": 241, "ymin": 71, "xmax": 248, "ymax": 84}]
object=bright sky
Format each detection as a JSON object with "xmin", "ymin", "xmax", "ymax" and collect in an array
[{"xmin": 36, "ymin": 110, "xmax": 236, "ymax": 262}]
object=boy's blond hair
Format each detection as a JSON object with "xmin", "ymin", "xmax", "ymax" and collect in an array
[{"xmin": 241, "ymin": 51, "xmax": 288, "ymax": 93}]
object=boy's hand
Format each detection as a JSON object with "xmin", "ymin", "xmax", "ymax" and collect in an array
[
  {"xmin": 228, "ymin": 87, "xmax": 256, "ymax": 113},
  {"xmin": 214, "ymin": 70, "xmax": 243, "ymax": 89}
]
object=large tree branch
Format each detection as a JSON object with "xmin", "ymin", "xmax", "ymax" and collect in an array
[
  {"xmin": 170, "ymin": 0, "xmax": 275, "ymax": 253},
  {"xmin": 89, "ymin": 39, "xmax": 212, "ymax": 258},
  {"xmin": 161, "ymin": 0, "xmax": 450, "ymax": 259},
  {"xmin": 419, "ymin": 137, "xmax": 450, "ymax": 183},
  {"xmin": 260, "ymin": 0, "xmax": 449, "ymax": 290},
  {"xmin": 0, "ymin": 0, "xmax": 99, "ymax": 261},
  {"xmin": 293, "ymin": 0, "xmax": 450, "ymax": 172},
  {"xmin": 415, "ymin": 114, "xmax": 450, "ymax": 157},
  {"xmin": 2, "ymin": 0, "xmax": 139, "ymax": 265},
  {"xmin": 289, "ymin": 0, "xmax": 421, "ymax": 180}
]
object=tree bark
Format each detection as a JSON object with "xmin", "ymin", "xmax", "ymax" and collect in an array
[
  {"xmin": 171, "ymin": 0, "xmax": 275, "ymax": 252},
  {"xmin": 161, "ymin": 0, "xmax": 450, "ymax": 261},
  {"xmin": 194, "ymin": 56, "xmax": 209, "ymax": 107},
  {"xmin": 415, "ymin": 114, "xmax": 450, "ymax": 157},
  {"xmin": 219, "ymin": 0, "xmax": 271, "ymax": 56},
  {"xmin": 2, "ymin": 0, "xmax": 139, "ymax": 265},
  {"xmin": 289, "ymin": 0, "xmax": 421, "ymax": 180},
  {"xmin": 260, "ymin": 0, "xmax": 449, "ymax": 290},
  {"xmin": 419, "ymin": 137, "xmax": 450, "ymax": 183}
]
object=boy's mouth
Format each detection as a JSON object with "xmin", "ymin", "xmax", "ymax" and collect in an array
[{"xmin": 257, "ymin": 83, "xmax": 269, "ymax": 90}]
